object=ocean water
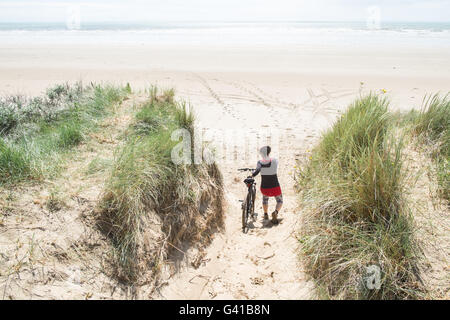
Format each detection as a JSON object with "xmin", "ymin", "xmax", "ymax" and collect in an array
[{"xmin": 1, "ymin": 21, "xmax": 450, "ymax": 47}]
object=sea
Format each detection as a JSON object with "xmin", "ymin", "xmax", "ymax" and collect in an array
[{"xmin": 1, "ymin": 21, "xmax": 450, "ymax": 47}]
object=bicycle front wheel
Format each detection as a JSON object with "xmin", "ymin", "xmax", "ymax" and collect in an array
[
  {"xmin": 242, "ymin": 194, "xmax": 250, "ymax": 233},
  {"xmin": 251, "ymin": 186, "xmax": 256, "ymax": 215}
]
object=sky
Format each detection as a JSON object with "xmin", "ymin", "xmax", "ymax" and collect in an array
[{"xmin": 0, "ymin": 0, "xmax": 449, "ymax": 23}]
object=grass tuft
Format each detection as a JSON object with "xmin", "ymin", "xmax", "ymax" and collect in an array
[
  {"xmin": 412, "ymin": 94, "xmax": 449, "ymax": 200},
  {"xmin": 0, "ymin": 82, "xmax": 130, "ymax": 185},
  {"xmin": 98, "ymin": 88, "xmax": 224, "ymax": 283},
  {"xmin": 57, "ymin": 123, "xmax": 84, "ymax": 149},
  {"xmin": 296, "ymin": 94, "xmax": 423, "ymax": 299},
  {"xmin": 0, "ymin": 140, "xmax": 31, "ymax": 182}
]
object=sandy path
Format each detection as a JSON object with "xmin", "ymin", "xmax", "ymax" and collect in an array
[{"xmin": 155, "ymin": 73, "xmax": 360, "ymax": 299}]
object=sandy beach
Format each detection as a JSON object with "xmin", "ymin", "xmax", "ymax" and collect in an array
[{"xmin": 1, "ymin": 43, "xmax": 450, "ymax": 108}]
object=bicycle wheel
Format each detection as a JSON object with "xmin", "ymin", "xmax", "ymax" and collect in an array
[
  {"xmin": 251, "ymin": 186, "xmax": 256, "ymax": 220},
  {"xmin": 242, "ymin": 193, "xmax": 250, "ymax": 232}
]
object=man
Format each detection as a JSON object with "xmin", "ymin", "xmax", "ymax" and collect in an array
[{"xmin": 252, "ymin": 146, "xmax": 282, "ymax": 224}]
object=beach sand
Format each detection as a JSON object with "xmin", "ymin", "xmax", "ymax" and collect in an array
[
  {"xmin": 0, "ymin": 42, "xmax": 449, "ymax": 299},
  {"xmin": 1, "ymin": 43, "xmax": 450, "ymax": 104}
]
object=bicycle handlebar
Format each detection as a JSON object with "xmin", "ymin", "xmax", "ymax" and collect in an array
[{"xmin": 238, "ymin": 168, "xmax": 255, "ymax": 172}]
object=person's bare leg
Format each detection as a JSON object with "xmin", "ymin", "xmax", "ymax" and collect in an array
[
  {"xmin": 272, "ymin": 195, "xmax": 283, "ymax": 224},
  {"xmin": 275, "ymin": 202, "xmax": 283, "ymax": 212},
  {"xmin": 263, "ymin": 196, "xmax": 269, "ymax": 219}
]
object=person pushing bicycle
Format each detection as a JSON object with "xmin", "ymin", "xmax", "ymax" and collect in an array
[{"xmin": 251, "ymin": 146, "xmax": 282, "ymax": 224}]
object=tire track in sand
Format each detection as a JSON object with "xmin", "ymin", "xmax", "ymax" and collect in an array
[
  {"xmin": 191, "ymin": 73, "xmax": 241, "ymax": 121},
  {"xmin": 215, "ymin": 79, "xmax": 280, "ymax": 125}
]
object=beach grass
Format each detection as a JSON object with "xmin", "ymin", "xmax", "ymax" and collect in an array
[
  {"xmin": 98, "ymin": 87, "xmax": 223, "ymax": 283},
  {"xmin": 0, "ymin": 82, "xmax": 130, "ymax": 185},
  {"xmin": 295, "ymin": 94, "xmax": 423, "ymax": 299},
  {"xmin": 411, "ymin": 94, "xmax": 449, "ymax": 200}
]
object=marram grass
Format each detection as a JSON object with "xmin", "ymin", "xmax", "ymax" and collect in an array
[
  {"xmin": 0, "ymin": 82, "xmax": 130, "ymax": 185},
  {"xmin": 412, "ymin": 93, "xmax": 449, "ymax": 200},
  {"xmin": 98, "ymin": 88, "xmax": 224, "ymax": 284},
  {"xmin": 296, "ymin": 94, "xmax": 424, "ymax": 299}
]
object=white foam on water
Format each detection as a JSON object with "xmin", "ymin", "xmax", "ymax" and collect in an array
[{"xmin": 1, "ymin": 21, "xmax": 450, "ymax": 47}]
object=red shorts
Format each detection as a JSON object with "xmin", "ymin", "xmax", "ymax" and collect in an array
[{"xmin": 260, "ymin": 186, "xmax": 282, "ymax": 197}]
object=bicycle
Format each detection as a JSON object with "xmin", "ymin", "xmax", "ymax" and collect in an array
[{"xmin": 238, "ymin": 168, "xmax": 257, "ymax": 233}]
